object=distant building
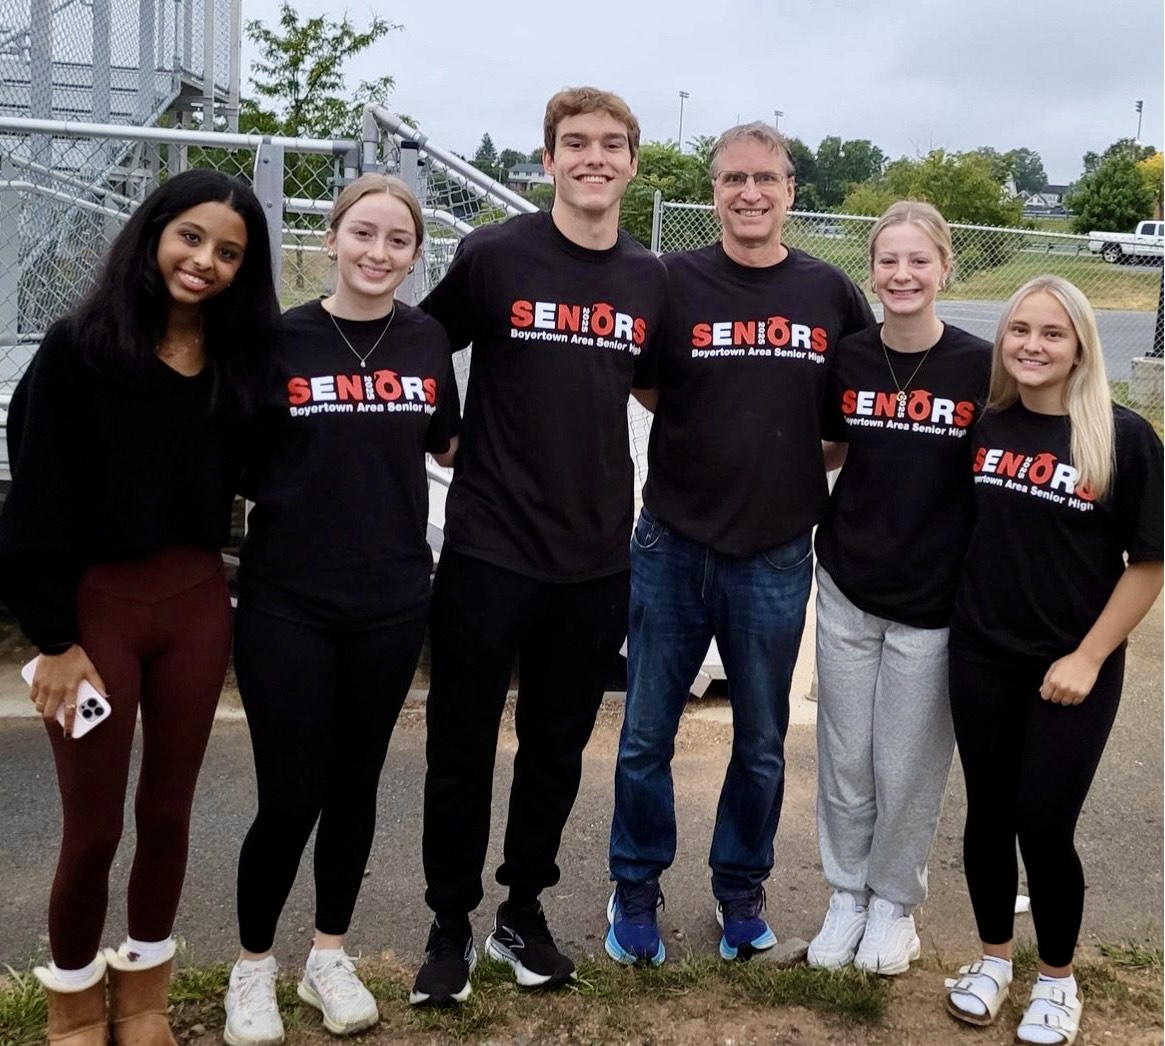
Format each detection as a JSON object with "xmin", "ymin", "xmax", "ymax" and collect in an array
[
  {"xmin": 1017, "ymin": 183, "xmax": 1074, "ymax": 218},
  {"xmin": 505, "ymin": 162, "xmax": 553, "ymax": 191}
]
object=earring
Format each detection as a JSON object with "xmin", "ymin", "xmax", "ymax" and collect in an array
[
  {"xmin": 407, "ymin": 264, "xmax": 415, "ymax": 274},
  {"xmin": 327, "ymin": 250, "xmax": 337, "ymax": 261}
]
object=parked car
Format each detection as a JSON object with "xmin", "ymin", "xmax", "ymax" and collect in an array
[{"xmin": 1088, "ymin": 220, "xmax": 1164, "ymax": 263}]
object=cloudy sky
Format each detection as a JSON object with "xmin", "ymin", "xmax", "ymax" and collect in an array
[{"xmin": 240, "ymin": 0, "xmax": 1163, "ymax": 186}]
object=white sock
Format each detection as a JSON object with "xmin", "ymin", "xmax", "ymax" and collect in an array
[
  {"xmin": 49, "ymin": 959, "xmax": 100, "ymax": 987},
  {"xmin": 307, "ymin": 946, "xmax": 345, "ymax": 969},
  {"xmin": 949, "ymin": 955, "xmax": 1012, "ymax": 1017},
  {"xmin": 1016, "ymin": 971, "xmax": 1081, "ymax": 1045},
  {"xmin": 121, "ymin": 936, "xmax": 174, "ymax": 964}
]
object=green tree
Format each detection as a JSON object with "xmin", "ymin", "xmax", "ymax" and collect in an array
[
  {"xmin": 243, "ymin": 2, "xmax": 399, "ymax": 139},
  {"xmin": 620, "ymin": 142, "xmax": 712, "ymax": 247},
  {"xmin": 1137, "ymin": 152, "xmax": 1164, "ymax": 214},
  {"xmin": 1007, "ymin": 147, "xmax": 1047, "ymax": 193},
  {"xmin": 814, "ymin": 137, "xmax": 886, "ymax": 209},
  {"xmin": 1068, "ymin": 156, "xmax": 1156, "ymax": 233},
  {"xmin": 473, "ymin": 133, "xmax": 499, "ymax": 170},
  {"xmin": 1082, "ymin": 138, "xmax": 1157, "ymax": 175},
  {"xmin": 498, "ymin": 148, "xmax": 525, "ymax": 172},
  {"xmin": 783, "ymin": 136, "xmax": 822, "ymax": 211}
]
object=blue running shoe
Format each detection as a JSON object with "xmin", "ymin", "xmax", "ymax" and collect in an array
[
  {"xmin": 605, "ymin": 880, "xmax": 666, "ymax": 966},
  {"xmin": 716, "ymin": 889, "xmax": 777, "ymax": 961}
]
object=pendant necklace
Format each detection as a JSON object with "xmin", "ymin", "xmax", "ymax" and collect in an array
[
  {"xmin": 328, "ymin": 305, "xmax": 395, "ymax": 368},
  {"xmin": 881, "ymin": 334, "xmax": 934, "ymax": 417}
]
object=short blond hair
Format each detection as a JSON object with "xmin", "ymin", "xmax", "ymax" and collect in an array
[
  {"xmin": 709, "ymin": 122, "xmax": 795, "ymax": 178},
  {"xmin": 543, "ymin": 87, "xmax": 641, "ymax": 159},
  {"xmin": 330, "ymin": 174, "xmax": 424, "ymax": 246},
  {"xmin": 868, "ymin": 200, "xmax": 954, "ymax": 283}
]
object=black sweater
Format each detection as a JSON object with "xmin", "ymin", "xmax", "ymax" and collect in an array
[{"xmin": 0, "ymin": 319, "xmax": 241, "ymax": 650}]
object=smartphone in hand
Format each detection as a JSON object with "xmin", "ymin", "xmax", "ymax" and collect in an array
[{"xmin": 21, "ymin": 657, "xmax": 112, "ymax": 739}]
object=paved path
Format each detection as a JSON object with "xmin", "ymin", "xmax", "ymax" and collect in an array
[{"xmin": 1, "ymin": 603, "xmax": 1160, "ymax": 971}]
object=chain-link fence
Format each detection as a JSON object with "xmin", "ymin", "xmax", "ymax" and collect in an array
[
  {"xmin": 0, "ymin": 0, "xmax": 238, "ymax": 127},
  {"xmin": 655, "ymin": 200, "xmax": 1165, "ymax": 421},
  {"xmin": 0, "ymin": 117, "xmax": 356, "ymax": 392}
]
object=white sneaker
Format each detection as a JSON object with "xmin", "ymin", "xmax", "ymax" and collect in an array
[
  {"xmin": 224, "ymin": 956, "xmax": 284, "ymax": 1046},
  {"xmin": 807, "ymin": 890, "xmax": 868, "ymax": 969},
  {"xmin": 853, "ymin": 896, "xmax": 920, "ymax": 975},
  {"xmin": 297, "ymin": 949, "xmax": 379, "ymax": 1036}
]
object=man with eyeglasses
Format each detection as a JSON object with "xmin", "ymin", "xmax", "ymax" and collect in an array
[{"xmin": 605, "ymin": 121, "xmax": 874, "ymax": 966}]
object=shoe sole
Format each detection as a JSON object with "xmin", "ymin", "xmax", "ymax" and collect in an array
[
  {"xmin": 223, "ymin": 1021, "xmax": 285, "ymax": 1046},
  {"xmin": 407, "ymin": 949, "xmax": 477, "ymax": 1006},
  {"xmin": 944, "ymin": 994, "xmax": 1002, "ymax": 1028},
  {"xmin": 719, "ymin": 931, "xmax": 777, "ymax": 962},
  {"xmin": 854, "ymin": 935, "xmax": 922, "ymax": 976},
  {"xmin": 296, "ymin": 979, "xmax": 379, "ymax": 1035},
  {"xmin": 484, "ymin": 933, "xmax": 576, "ymax": 988},
  {"xmin": 605, "ymin": 891, "xmax": 666, "ymax": 966}
]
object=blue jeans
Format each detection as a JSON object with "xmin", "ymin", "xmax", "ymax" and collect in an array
[{"xmin": 609, "ymin": 507, "xmax": 812, "ymax": 901}]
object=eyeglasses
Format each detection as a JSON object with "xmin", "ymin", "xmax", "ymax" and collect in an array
[{"xmin": 716, "ymin": 170, "xmax": 789, "ymax": 189}]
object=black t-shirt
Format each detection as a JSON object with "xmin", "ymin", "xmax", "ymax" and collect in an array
[
  {"xmin": 951, "ymin": 402, "xmax": 1163, "ymax": 661},
  {"xmin": 420, "ymin": 210, "xmax": 667, "ymax": 581},
  {"xmin": 815, "ymin": 324, "xmax": 991, "ymax": 628},
  {"xmin": 0, "ymin": 318, "xmax": 241, "ymax": 650},
  {"xmin": 239, "ymin": 300, "xmax": 460, "ymax": 626},
  {"xmin": 643, "ymin": 244, "xmax": 874, "ymax": 556}
]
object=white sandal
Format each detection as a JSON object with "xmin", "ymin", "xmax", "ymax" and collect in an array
[
  {"xmin": 1015, "ymin": 982, "xmax": 1083, "ymax": 1046},
  {"xmin": 944, "ymin": 959, "xmax": 1011, "ymax": 1026}
]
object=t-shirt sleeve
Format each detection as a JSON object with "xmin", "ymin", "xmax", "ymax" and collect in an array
[
  {"xmin": 424, "ymin": 346, "xmax": 462, "ymax": 455},
  {"xmin": 0, "ymin": 323, "xmax": 87, "ymax": 650},
  {"xmin": 1114, "ymin": 411, "xmax": 1164, "ymax": 563},
  {"xmin": 419, "ymin": 237, "xmax": 477, "ymax": 351},
  {"xmin": 842, "ymin": 278, "xmax": 876, "ymax": 338}
]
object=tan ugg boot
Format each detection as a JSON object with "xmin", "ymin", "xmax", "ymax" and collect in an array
[
  {"xmin": 32, "ymin": 953, "xmax": 108, "ymax": 1046},
  {"xmin": 103, "ymin": 941, "xmax": 178, "ymax": 1046}
]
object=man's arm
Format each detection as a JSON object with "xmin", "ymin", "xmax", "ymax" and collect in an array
[{"xmin": 631, "ymin": 387, "xmax": 658, "ymax": 413}]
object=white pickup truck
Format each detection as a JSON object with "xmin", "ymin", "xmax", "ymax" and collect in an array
[{"xmin": 1088, "ymin": 220, "xmax": 1164, "ymax": 263}]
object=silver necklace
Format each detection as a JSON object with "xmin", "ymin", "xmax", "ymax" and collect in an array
[
  {"xmin": 880, "ymin": 334, "xmax": 934, "ymax": 406},
  {"xmin": 327, "ymin": 305, "xmax": 396, "ymax": 368}
]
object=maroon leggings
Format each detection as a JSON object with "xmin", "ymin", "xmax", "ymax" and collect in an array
[{"xmin": 46, "ymin": 546, "xmax": 231, "ymax": 969}]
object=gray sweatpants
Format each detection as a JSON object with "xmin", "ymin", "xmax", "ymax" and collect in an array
[{"xmin": 814, "ymin": 564, "xmax": 955, "ymax": 908}]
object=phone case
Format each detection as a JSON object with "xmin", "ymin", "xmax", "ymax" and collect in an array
[{"xmin": 21, "ymin": 657, "xmax": 112, "ymax": 739}]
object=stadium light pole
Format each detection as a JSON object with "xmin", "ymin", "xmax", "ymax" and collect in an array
[
  {"xmin": 677, "ymin": 91, "xmax": 689, "ymax": 152},
  {"xmin": 774, "ymin": 109, "xmax": 784, "ymax": 132},
  {"xmin": 1135, "ymin": 99, "xmax": 1144, "ymax": 143}
]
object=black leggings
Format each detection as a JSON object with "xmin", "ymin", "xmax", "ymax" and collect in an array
[
  {"xmin": 49, "ymin": 547, "xmax": 231, "ymax": 969},
  {"xmin": 423, "ymin": 549, "xmax": 630, "ymax": 918},
  {"xmin": 233, "ymin": 602, "xmax": 427, "ymax": 953},
  {"xmin": 948, "ymin": 645, "xmax": 1124, "ymax": 968}
]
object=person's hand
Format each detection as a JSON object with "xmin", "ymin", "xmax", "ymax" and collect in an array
[
  {"xmin": 31, "ymin": 647, "xmax": 108, "ymax": 737},
  {"xmin": 1039, "ymin": 650, "xmax": 1101, "ymax": 705}
]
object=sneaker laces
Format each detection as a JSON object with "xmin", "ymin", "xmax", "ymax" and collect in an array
[
  {"xmin": 310, "ymin": 952, "xmax": 364, "ymax": 1002},
  {"xmin": 618, "ymin": 880, "xmax": 665, "ymax": 922},
  {"xmin": 721, "ymin": 886, "xmax": 765, "ymax": 923},
  {"xmin": 425, "ymin": 919, "xmax": 471, "ymax": 961},
  {"xmin": 235, "ymin": 963, "xmax": 279, "ymax": 1016}
]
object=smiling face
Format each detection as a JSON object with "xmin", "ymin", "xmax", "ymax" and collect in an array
[
  {"xmin": 325, "ymin": 191, "xmax": 421, "ymax": 305},
  {"xmin": 155, "ymin": 201, "xmax": 247, "ymax": 312},
  {"xmin": 1000, "ymin": 290, "xmax": 1080, "ymax": 410},
  {"xmin": 543, "ymin": 111, "xmax": 638, "ymax": 223},
  {"xmin": 871, "ymin": 222, "xmax": 950, "ymax": 320},
  {"xmin": 712, "ymin": 138, "xmax": 795, "ymax": 258}
]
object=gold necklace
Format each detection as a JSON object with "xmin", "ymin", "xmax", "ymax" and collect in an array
[
  {"xmin": 328, "ymin": 305, "xmax": 396, "ymax": 368},
  {"xmin": 880, "ymin": 334, "xmax": 934, "ymax": 406}
]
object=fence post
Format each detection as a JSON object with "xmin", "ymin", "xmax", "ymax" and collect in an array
[
  {"xmin": 360, "ymin": 109, "xmax": 383, "ymax": 175},
  {"xmin": 397, "ymin": 140, "xmax": 420, "ymax": 305},
  {"xmin": 253, "ymin": 139, "xmax": 284, "ymax": 292},
  {"xmin": 650, "ymin": 189, "xmax": 663, "ymax": 254}
]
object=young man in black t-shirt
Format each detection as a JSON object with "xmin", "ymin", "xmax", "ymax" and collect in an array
[
  {"xmin": 606, "ymin": 122, "xmax": 874, "ymax": 966},
  {"xmin": 409, "ymin": 87, "xmax": 667, "ymax": 1005}
]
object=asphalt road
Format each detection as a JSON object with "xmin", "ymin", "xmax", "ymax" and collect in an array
[{"xmin": 1, "ymin": 605, "xmax": 1160, "ymax": 971}]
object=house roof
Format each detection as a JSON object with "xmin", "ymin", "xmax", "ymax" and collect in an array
[{"xmin": 508, "ymin": 162, "xmax": 546, "ymax": 174}]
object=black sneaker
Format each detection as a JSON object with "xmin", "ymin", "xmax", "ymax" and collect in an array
[
  {"xmin": 409, "ymin": 918, "xmax": 477, "ymax": 1006},
  {"xmin": 484, "ymin": 899, "xmax": 576, "ymax": 987}
]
